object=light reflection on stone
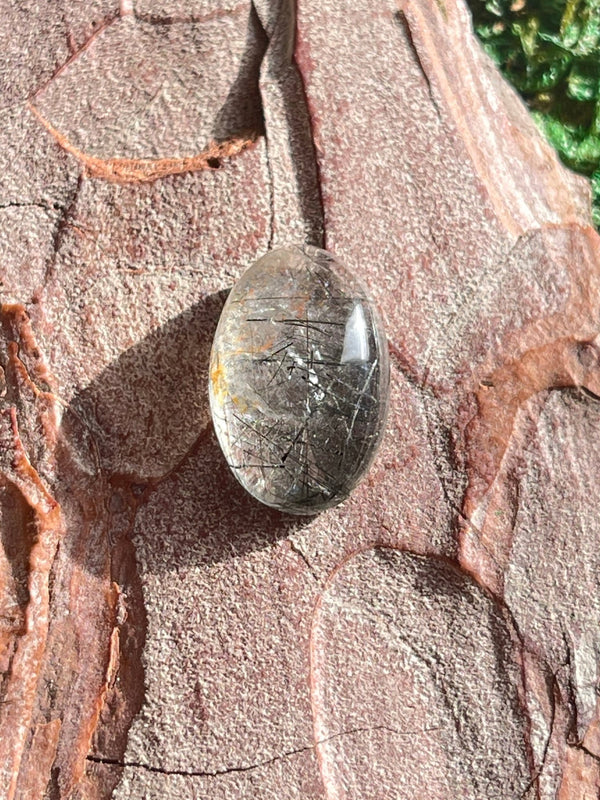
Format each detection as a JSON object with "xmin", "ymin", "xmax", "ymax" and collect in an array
[{"xmin": 209, "ymin": 245, "xmax": 390, "ymax": 514}]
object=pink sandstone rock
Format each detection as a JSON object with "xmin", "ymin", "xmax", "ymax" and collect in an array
[{"xmin": 2, "ymin": 0, "xmax": 600, "ymax": 797}]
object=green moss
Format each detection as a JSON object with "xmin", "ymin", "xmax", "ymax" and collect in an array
[{"xmin": 468, "ymin": 0, "xmax": 600, "ymax": 225}]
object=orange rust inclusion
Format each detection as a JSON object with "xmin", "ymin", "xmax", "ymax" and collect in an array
[{"xmin": 209, "ymin": 357, "xmax": 228, "ymax": 407}]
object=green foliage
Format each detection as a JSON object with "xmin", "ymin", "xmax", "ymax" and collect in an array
[{"xmin": 468, "ymin": 0, "xmax": 600, "ymax": 226}]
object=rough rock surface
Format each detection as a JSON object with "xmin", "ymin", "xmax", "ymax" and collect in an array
[{"xmin": 1, "ymin": 0, "xmax": 600, "ymax": 798}]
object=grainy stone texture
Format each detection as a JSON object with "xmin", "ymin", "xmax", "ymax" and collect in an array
[
  {"xmin": 2, "ymin": 0, "xmax": 600, "ymax": 798},
  {"xmin": 311, "ymin": 549, "xmax": 532, "ymax": 799},
  {"xmin": 33, "ymin": 8, "xmax": 265, "ymax": 159}
]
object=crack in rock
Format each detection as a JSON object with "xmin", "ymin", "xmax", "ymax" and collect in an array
[{"xmin": 86, "ymin": 723, "xmax": 439, "ymax": 779}]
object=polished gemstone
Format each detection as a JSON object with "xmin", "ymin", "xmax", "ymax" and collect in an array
[{"xmin": 209, "ymin": 245, "xmax": 389, "ymax": 514}]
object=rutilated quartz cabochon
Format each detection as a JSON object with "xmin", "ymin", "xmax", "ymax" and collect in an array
[{"xmin": 209, "ymin": 245, "xmax": 390, "ymax": 514}]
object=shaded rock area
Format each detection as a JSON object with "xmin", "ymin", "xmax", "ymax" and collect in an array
[{"xmin": 1, "ymin": 0, "xmax": 600, "ymax": 797}]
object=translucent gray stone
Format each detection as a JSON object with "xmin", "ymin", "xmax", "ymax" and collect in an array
[{"xmin": 209, "ymin": 245, "xmax": 390, "ymax": 514}]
